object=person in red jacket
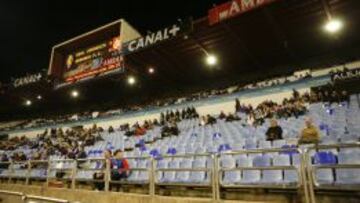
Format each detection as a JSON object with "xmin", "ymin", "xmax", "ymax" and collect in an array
[{"xmin": 110, "ymin": 149, "xmax": 130, "ymax": 181}]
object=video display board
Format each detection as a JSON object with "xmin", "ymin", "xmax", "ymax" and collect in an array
[{"xmin": 63, "ymin": 36, "xmax": 124, "ymax": 83}]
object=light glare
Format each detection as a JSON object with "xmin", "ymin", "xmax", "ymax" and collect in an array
[
  {"xmin": 206, "ymin": 55, "xmax": 217, "ymax": 66},
  {"xmin": 71, "ymin": 90, "xmax": 79, "ymax": 98},
  {"xmin": 127, "ymin": 76, "xmax": 136, "ymax": 85},
  {"xmin": 25, "ymin": 100, "xmax": 32, "ymax": 106},
  {"xmin": 324, "ymin": 19, "xmax": 343, "ymax": 33}
]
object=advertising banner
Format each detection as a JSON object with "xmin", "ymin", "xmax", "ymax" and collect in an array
[{"xmin": 208, "ymin": 0, "xmax": 278, "ymax": 25}]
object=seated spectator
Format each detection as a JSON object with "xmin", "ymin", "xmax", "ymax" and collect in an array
[
  {"xmin": 218, "ymin": 111, "xmax": 226, "ymax": 120},
  {"xmin": 110, "ymin": 150, "xmax": 130, "ymax": 188},
  {"xmin": 108, "ymin": 126, "xmax": 115, "ymax": 133},
  {"xmin": 265, "ymin": 119, "xmax": 283, "ymax": 141},
  {"xmin": 161, "ymin": 121, "xmax": 179, "ymax": 137},
  {"xmin": 225, "ymin": 113, "xmax": 240, "ymax": 122},
  {"xmin": 206, "ymin": 114, "xmax": 217, "ymax": 125},
  {"xmin": 299, "ymin": 118, "xmax": 320, "ymax": 144}
]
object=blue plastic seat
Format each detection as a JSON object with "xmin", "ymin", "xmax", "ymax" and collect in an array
[
  {"xmin": 189, "ymin": 158, "xmax": 207, "ymax": 184},
  {"xmin": 238, "ymin": 156, "xmax": 260, "ymax": 184},
  {"xmin": 313, "ymin": 152, "xmax": 336, "ymax": 184},
  {"xmin": 162, "ymin": 160, "xmax": 180, "ymax": 182},
  {"xmin": 221, "ymin": 156, "xmax": 240, "ymax": 184},
  {"xmin": 176, "ymin": 159, "xmax": 192, "ymax": 182},
  {"xmin": 336, "ymin": 151, "xmax": 360, "ymax": 184}
]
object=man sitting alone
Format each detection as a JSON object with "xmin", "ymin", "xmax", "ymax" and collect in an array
[
  {"xmin": 265, "ymin": 119, "xmax": 283, "ymax": 141},
  {"xmin": 299, "ymin": 118, "xmax": 320, "ymax": 144}
]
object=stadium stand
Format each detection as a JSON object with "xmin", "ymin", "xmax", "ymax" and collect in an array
[{"xmin": 0, "ymin": 0, "xmax": 360, "ymax": 202}]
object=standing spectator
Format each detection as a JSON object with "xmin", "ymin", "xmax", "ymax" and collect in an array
[{"xmin": 235, "ymin": 98, "xmax": 241, "ymax": 112}]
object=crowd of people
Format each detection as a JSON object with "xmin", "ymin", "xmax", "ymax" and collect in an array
[
  {"xmin": 233, "ymin": 89, "xmax": 307, "ymax": 127},
  {"xmin": 0, "ymin": 68, "xmax": 318, "ymax": 132},
  {"xmin": 0, "ymin": 125, "xmax": 106, "ymax": 164}
]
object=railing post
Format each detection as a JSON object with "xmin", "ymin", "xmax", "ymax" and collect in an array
[
  {"xmin": 149, "ymin": 157, "xmax": 155, "ymax": 197},
  {"xmin": 304, "ymin": 150, "xmax": 316, "ymax": 203},
  {"xmin": 25, "ymin": 161, "xmax": 31, "ymax": 185},
  {"xmin": 104, "ymin": 158, "xmax": 110, "ymax": 192},
  {"xmin": 8, "ymin": 160, "xmax": 13, "ymax": 184},
  {"xmin": 213, "ymin": 153, "xmax": 220, "ymax": 202},
  {"xmin": 46, "ymin": 160, "xmax": 51, "ymax": 187},
  {"xmin": 71, "ymin": 160, "xmax": 77, "ymax": 189}
]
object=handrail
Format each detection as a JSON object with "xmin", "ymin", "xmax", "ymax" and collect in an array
[
  {"xmin": 25, "ymin": 195, "xmax": 69, "ymax": 203},
  {"xmin": 0, "ymin": 190, "xmax": 24, "ymax": 196},
  {"xmin": 2, "ymin": 144, "xmax": 360, "ymax": 203},
  {"xmin": 304, "ymin": 144, "xmax": 360, "ymax": 203},
  {"xmin": 0, "ymin": 189, "xmax": 69, "ymax": 203},
  {"xmin": 216, "ymin": 147, "xmax": 308, "ymax": 203}
]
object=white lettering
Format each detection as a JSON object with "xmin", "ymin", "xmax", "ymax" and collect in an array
[
  {"xmin": 154, "ymin": 31, "xmax": 163, "ymax": 43},
  {"xmin": 241, "ymin": 0, "xmax": 255, "ymax": 11},
  {"xmin": 127, "ymin": 24, "xmax": 181, "ymax": 53},
  {"xmin": 137, "ymin": 38, "xmax": 144, "ymax": 50},
  {"xmin": 128, "ymin": 40, "xmax": 137, "ymax": 52},
  {"xmin": 145, "ymin": 34, "xmax": 155, "ymax": 46},
  {"xmin": 229, "ymin": 1, "xmax": 241, "ymax": 16},
  {"xmin": 163, "ymin": 28, "xmax": 169, "ymax": 40}
]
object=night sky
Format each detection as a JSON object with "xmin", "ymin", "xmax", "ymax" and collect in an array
[{"xmin": 0, "ymin": 0, "xmax": 226, "ymax": 82}]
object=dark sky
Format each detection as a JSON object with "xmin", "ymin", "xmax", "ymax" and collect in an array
[{"xmin": 0, "ymin": 0, "xmax": 226, "ymax": 82}]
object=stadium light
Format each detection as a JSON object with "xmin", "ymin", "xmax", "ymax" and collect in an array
[
  {"xmin": 206, "ymin": 54, "xmax": 217, "ymax": 66},
  {"xmin": 148, "ymin": 67, "xmax": 155, "ymax": 74},
  {"xmin": 127, "ymin": 76, "xmax": 136, "ymax": 85},
  {"xmin": 324, "ymin": 19, "xmax": 343, "ymax": 33},
  {"xmin": 37, "ymin": 95, "xmax": 42, "ymax": 100},
  {"xmin": 71, "ymin": 90, "xmax": 79, "ymax": 98},
  {"xmin": 25, "ymin": 100, "xmax": 32, "ymax": 106}
]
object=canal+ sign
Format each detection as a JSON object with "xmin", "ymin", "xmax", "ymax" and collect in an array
[{"xmin": 123, "ymin": 24, "xmax": 181, "ymax": 54}]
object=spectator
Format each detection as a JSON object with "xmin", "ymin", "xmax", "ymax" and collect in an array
[
  {"xmin": 225, "ymin": 113, "xmax": 240, "ymax": 122},
  {"xmin": 206, "ymin": 114, "xmax": 217, "ymax": 125},
  {"xmin": 110, "ymin": 150, "xmax": 130, "ymax": 190},
  {"xmin": 265, "ymin": 119, "xmax": 283, "ymax": 141},
  {"xmin": 235, "ymin": 98, "xmax": 241, "ymax": 112},
  {"xmin": 218, "ymin": 111, "xmax": 226, "ymax": 120},
  {"xmin": 299, "ymin": 118, "xmax": 320, "ymax": 144}
]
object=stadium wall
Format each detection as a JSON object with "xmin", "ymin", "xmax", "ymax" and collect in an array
[
  {"xmin": 0, "ymin": 184, "xmax": 282, "ymax": 203},
  {"xmin": 0, "ymin": 183, "xmax": 358, "ymax": 203}
]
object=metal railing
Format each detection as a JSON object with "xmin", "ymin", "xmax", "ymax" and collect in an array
[
  {"xmin": 216, "ymin": 148, "xmax": 309, "ymax": 203},
  {"xmin": 304, "ymin": 143, "xmax": 360, "ymax": 203},
  {"xmin": 0, "ymin": 189, "xmax": 69, "ymax": 203},
  {"xmin": 0, "ymin": 144, "xmax": 359, "ymax": 203}
]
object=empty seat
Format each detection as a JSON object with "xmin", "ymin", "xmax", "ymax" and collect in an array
[
  {"xmin": 336, "ymin": 151, "xmax": 360, "ymax": 184},
  {"xmin": 313, "ymin": 152, "xmax": 336, "ymax": 184},
  {"xmin": 176, "ymin": 159, "xmax": 193, "ymax": 182},
  {"xmin": 189, "ymin": 158, "xmax": 207, "ymax": 184},
  {"xmin": 238, "ymin": 156, "xmax": 260, "ymax": 184},
  {"xmin": 221, "ymin": 156, "xmax": 240, "ymax": 185},
  {"xmin": 162, "ymin": 160, "xmax": 180, "ymax": 182}
]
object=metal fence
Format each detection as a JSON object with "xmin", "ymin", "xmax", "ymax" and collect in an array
[{"xmin": 0, "ymin": 144, "xmax": 359, "ymax": 203}]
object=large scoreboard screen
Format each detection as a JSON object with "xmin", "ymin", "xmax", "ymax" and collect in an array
[
  {"xmin": 63, "ymin": 37, "xmax": 124, "ymax": 83},
  {"xmin": 49, "ymin": 19, "xmax": 141, "ymax": 88}
]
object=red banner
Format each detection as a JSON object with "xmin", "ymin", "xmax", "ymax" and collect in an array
[{"xmin": 208, "ymin": 0, "xmax": 278, "ymax": 25}]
